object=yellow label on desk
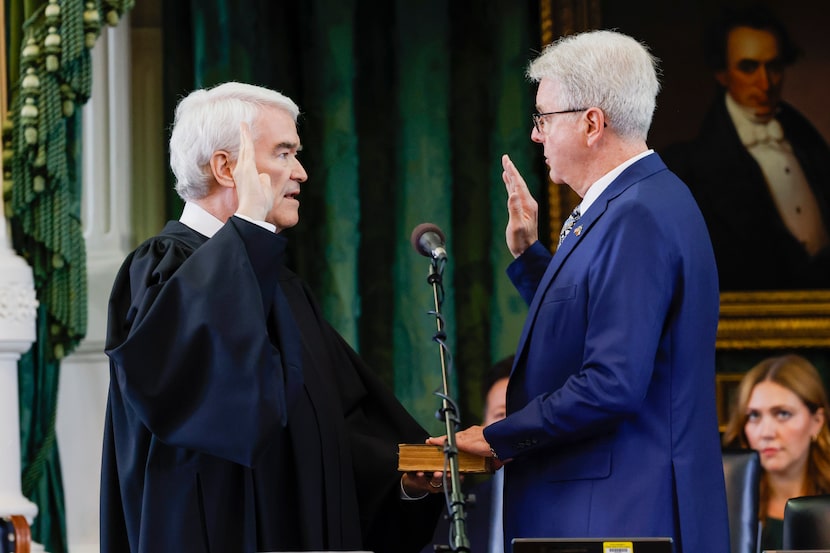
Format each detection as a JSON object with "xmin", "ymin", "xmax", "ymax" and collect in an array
[{"xmin": 603, "ymin": 542, "xmax": 633, "ymax": 553}]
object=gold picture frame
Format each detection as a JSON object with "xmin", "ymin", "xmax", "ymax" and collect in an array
[{"xmin": 717, "ymin": 290, "xmax": 830, "ymax": 350}]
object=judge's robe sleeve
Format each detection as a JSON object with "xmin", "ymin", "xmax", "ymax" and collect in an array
[
  {"xmin": 315, "ymin": 311, "xmax": 444, "ymax": 552},
  {"xmin": 105, "ymin": 218, "xmax": 301, "ymax": 467}
]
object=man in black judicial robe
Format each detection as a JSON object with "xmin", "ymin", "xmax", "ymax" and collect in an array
[{"xmin": 101, "ymin": 82, "xmax": 443, "ymax": 553}]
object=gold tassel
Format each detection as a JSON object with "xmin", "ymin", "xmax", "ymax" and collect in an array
[{"xmin": 83, "ymin": 2, "xmax": 101, "ymax": 49}]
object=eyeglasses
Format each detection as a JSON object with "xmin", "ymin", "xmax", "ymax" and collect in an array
[{"xmin": 531, "ymin": 108, "xmax": 587, "ymax": 133}]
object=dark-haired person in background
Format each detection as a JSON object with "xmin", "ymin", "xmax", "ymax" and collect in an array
[{"xmin": 662, "ymin": 3, "xmax": 830, "ymax": 290}]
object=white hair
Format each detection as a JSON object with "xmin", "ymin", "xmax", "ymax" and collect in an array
[
  {"xmin": 527, "ymin": 30, "xmax": 661, "ymax": 141},
  {"xmin": 169, "ymin": 82, "xmax": 300, "ymax": 200}
]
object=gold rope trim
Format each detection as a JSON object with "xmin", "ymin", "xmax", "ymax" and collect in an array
[{"xmin": 5, "ymin": 0, "xmax": 135, "ymax": 360}]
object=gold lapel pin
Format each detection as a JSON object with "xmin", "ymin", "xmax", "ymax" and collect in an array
[{"xmin": 574, "ymin": 226, "xmax": 583, "ymax": 236}]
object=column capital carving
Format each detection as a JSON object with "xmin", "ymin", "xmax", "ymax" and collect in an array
[
  {"xmin": 0, "ymin": 248, "xmax": 38, "ymax": 347},
  {"xmin": 0, "ymin": 281, "xmax": 38, "ymax": 323}
]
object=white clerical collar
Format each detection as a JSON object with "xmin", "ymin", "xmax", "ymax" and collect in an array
[
  {"xmin": 180, "ymin": 202, "xmax": 277, "ymax": 237},
  {"xmin": 180, "ymin": 201, "xmax": 225, "ymax": 238},
  {"xmin": 579, "ymin": 150, "xmax": 654, "ymax": 216}
]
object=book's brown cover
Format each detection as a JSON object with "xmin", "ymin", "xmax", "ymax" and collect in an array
[{"xmin": 397, "ymin": 443, "xmax": 495, "ymax": 474}]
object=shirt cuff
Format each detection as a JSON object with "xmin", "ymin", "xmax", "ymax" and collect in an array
[{"xmin": 233, "ymin": 213, "xmax": 276, "ymax": 233}]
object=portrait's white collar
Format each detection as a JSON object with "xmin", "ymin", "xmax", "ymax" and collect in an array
[{"xmin": 725, "ymin": 93, "xmax": 784, "ymax": 147}]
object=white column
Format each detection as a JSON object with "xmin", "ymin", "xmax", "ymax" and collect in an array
[
  {"xmin": 0, "ymin": 65, "xmax": 45, "ymax": 553},
  {"xmin": 1, "ymin": 5, "xmax": 47, "ymax": 553},
  {"xmin": 0, "ymin": 243, "xmax": 39, "ymax": 523},
  {"xmin": 56, "ymin": 17, "xmax": 133, "ymax": 553},
  {"xmin": 0, "ymin": 0, "xmax": 39, "ymax": 528}
]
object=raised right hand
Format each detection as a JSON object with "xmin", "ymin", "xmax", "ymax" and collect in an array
[
  {"xmin": 502, "ymin": 154, "xmax": 538, "ymax": 258},
  {"xmin": 233, "ymin": 123, "xmax": 273, "ymax": 221}
]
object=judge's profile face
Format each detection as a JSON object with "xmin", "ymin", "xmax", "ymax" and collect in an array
[
  {"xmin": 743, "ymin": 380, "xmax": 824, "ymax": 478},
  {"xmin": 716, "ymin": 26, "xmax": 786, "ymax": 120},
  {"xmin": 251, "ymin": 106, "xmax": 308, "ymax": 231}
]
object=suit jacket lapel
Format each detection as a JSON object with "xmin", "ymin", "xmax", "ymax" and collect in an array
[{"xmin": 511, "ymin": 154, "xmax": 668, "ymax": 371}]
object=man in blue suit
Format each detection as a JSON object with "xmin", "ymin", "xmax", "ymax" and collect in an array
[{"xmin": 429, "ymin": 30, "xmax": 729, "ymax": 552}]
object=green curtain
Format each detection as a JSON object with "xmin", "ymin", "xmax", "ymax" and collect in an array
[
  {"xmin": 162, "ymin": 0, "xmax": 546, "ymax": 432},
  {"xmin": 391, "ymin": 0, "xmax": 456, "ymax": 431},
  {"xmin": 4, "ymin": 1, "xmax": 134, "ymax": 551},
  {"xmin": 17, "ymin": 305, "xmax": 67, "ymax": 553}
]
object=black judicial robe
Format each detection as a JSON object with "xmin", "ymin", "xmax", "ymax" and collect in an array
[{"xmin": 102, "ymin": 217, "xmax": 442, "ymax": 553}]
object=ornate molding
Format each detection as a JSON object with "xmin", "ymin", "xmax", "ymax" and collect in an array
[
  {"xmin": 717, "ymin": 290, "xmax": 830, "ymax": 349},
  {"xmin": 0, "ymin": 282, "xmax": 38, "ymax": 324}
]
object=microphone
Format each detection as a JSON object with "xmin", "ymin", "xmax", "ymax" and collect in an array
[{"xmin": 411, "ymin": 223, "xmax": 448, "ymax": 261}]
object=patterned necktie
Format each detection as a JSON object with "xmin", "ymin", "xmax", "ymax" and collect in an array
[{"xmin": 558, "ymin": 206, "xmax": 581, "ymax": 246}]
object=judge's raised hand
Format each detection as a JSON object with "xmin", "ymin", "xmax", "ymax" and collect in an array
[
  {"xmin": 502, "ymin": 154, "xmax": 538, "ymax": 258},
  {"xmin": 233, "ymin": 123, "xmax": 273, "ymax": 222}
]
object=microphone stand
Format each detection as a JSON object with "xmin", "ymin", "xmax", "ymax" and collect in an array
[{"xmin": 425, "ymin": 257, "xmax": 470, "ymax": 553}]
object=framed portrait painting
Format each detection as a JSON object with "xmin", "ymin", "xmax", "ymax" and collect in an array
[{"xmin": 540, "ymin": 0, "xmax": 830, "ymax": 350}]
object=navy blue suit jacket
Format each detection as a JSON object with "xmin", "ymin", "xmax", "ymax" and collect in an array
[{"xmin": 484, "ymin": 153, "xmax": 729, "ymax": 553}]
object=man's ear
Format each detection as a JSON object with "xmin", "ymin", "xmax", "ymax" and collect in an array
[
  {"xmin": 209, "ymin": 150, "xmax": 236, "ymax": 189},
  {"xmin": 584, "ymin": 107, "xmax": 606, "ymax": 145},
  {"xmin": 715, "ymin": 70, "xmax": 729, "ymax": 88}
]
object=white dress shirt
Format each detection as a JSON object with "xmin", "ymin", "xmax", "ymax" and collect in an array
[
  {"xmin": 571, "ymin": 149, "xmax": 655, "ymax": 220},
  {"xmin": 179, "ymin": 201, "xmax": 277, "ymax": 237},
  {"xmin": 488, "ymin": 469, "xmax": 505, "ymax": 553}
]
